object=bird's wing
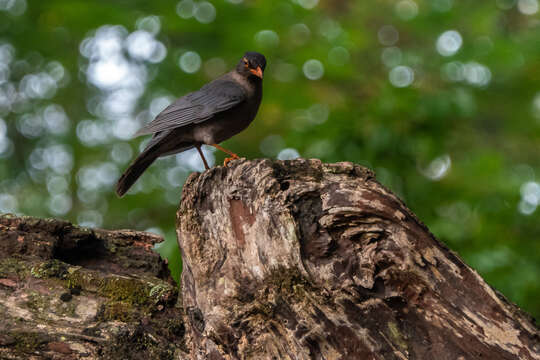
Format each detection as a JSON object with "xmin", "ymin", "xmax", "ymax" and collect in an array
[{"xmin": 135, "ymin": 80, "xmax": 246, "ymax": 136}]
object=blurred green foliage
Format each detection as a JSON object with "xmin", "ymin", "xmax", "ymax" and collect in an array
[{"xmin": 0, "ymin": 0, "xmax": 538, "ymax": 318}]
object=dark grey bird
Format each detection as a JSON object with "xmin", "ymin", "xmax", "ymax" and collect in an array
[{"xmin": 116, "ymin": 51, "xmax": 266, "ymax": 197}]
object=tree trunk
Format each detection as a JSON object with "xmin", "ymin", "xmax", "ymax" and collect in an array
[
  {"xmin": 0, "ymin": 215, "xmax": 188, "ymax": 359},
  {"xmin": 177, "ymin": 158, "xmax": 539, "ymax": 360}
]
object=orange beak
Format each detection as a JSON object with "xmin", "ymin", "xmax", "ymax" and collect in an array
[{"xmin": 249, "ymin": 66, "xmax": 263, "ymax": 79}]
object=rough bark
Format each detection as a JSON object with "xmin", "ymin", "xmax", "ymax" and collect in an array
[
  {"xmin": 0, "ymin": 214, "xmax": 188, "ymax": 359},
  {"xmin": 177, "ymin": 158, "xmax": 540, "ymax": 360}
]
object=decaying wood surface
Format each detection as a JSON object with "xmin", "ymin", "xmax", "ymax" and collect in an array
[
  {"xmin": 0, "ymin": 215, "xmax": 188, "ymax": 359},
  {"xmin": 177, "ymin": 158, "xmax": 539, "ymax": 360},
  {"xmin": 2, "ymin": 158, "xmax": 538, "ymax": 359}
]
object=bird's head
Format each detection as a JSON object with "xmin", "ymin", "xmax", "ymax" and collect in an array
[{"xmin": 236, "ymin": 51, "xmax": 266, "ymax": 81}]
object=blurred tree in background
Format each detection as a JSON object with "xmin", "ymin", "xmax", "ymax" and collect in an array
[{"xmin": 0, "ymin": 0, "xmax": 538, "ymax": 318}]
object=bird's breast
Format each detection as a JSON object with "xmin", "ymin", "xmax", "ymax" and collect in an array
[{"xmin": 193, "ymin": 97, "xmax": 261, "ymax": 145}]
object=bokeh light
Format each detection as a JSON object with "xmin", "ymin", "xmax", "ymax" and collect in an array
[
  {"xmin": 297, "ymin": 0, "xmax": 319, "ymax": 10},
  {"xmin": 381, "ymin": 47, "xmax": 402, "ymax": 68},
  {"xmin": 0, "ymin": 117, "xmax": 12, "ymax": 158},
  {"xmin": 436, "ymin": 30, "xmax": 463, "ymax": 57},
  {"xmin": 378, "ymin": 25, "xmax": 399, "ymax": 46},
  {"xmin": 389, "ymin": 65, "xmax": 414, "ymax": 87},
  {"xmin": 255, "ymin": 30, "xmax": 280, "ymax": 48},
  {"xmin": 395, "ymin": 0, "xmax": 419, "ymax": 20},
  {"xmin": 111, "ymin": 143, "xmax": 134, "ymax": 164},
  {"xmin": 519, "ymin": 181, "xmax": 539, "ymax": 215},
  {"xmin": 532, "ymin": 93, "xmax": 540, "ymax": 120},
  {"xmin": 0, "ymin": 193, "xmax": 17, "ymax": 213},
  {"xmin": 302, "ymin": 59, "xmax": 324, "ymax": 80},
  {"xmin": 48, "ymin": 193, "xmax": 72, "ymax": 215},
  {"xmin": 290, "ymin": 23, "xmax": 311, "ymax": 46},
  {"xmin": 463, "ymin": 62, "xmax": 491, "ymax": 87},
  {"xmin": 419, "ymin": 155, "xmax": 452, "ymax": 181},
  {"xmin": 277, "ymin": 148, "xmax": 300, "ymax": 160},
  {"xmin": 179, "ymin": 51, "xmax": 202, "ymax": 73},
  {"xmin": 0, "ymin": 0, "xmax": 26, "ymax": 16},
  {"xmin": 260, "ymin": 135, "xmax": 285, "ymax": 157},
  {"xmin": 193, "ymin": 1, "xmax": 216, "ymax": 24},
  {"xmin": 432, "ymin": 0, "xmax": 453, "ymax": 11},
  {"xmin": 77, "ymin": 209, "xmax": 103, "ymax": 227},
  {"xmin": 517, "ymin": 0, "xmax": 539, "ymax": 14},
  {"xmin": 136, "ymin": 15, "xmax": 161, "ymax": 35},
  {"xmin": 328, "ymin": 46, "xmax": 350, "ymax": 66},
  {"xmin": 176, "ymin": 147, "xmax": 215, "ymax": 172},
  {"xmin": 176, "ymin": 0, "xmax": 195, "ymax": 19},
  {"xmin": 319, "ymin": 18, "xmax": 342, "ymax": 41},
  {"xmin": 126, "ymin": 30, "xmax": 167, "ymax": 63}
]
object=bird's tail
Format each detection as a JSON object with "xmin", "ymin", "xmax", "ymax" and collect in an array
[{"xmin": 116, "ymin": 150, "xmax": 157, "ymax": 197}]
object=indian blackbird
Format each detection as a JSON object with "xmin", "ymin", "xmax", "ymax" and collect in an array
[{"xmin": 116, "ymin": 51, "xmax": 266, "ymax": 197}]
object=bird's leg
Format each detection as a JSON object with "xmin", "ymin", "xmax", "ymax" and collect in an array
[
  {"xmin": 210, "ymin": 143, "xmax": 240, "ymax": 167},
  {"xmin": 211, "ymin": 143, "xmax": 240, "ymax": 158},
  {"xmin": 195, "ymin": 145, "xmax": 210, "ymax": 170}
]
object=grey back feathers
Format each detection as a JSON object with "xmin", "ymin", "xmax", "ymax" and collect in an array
[{"xmin": 135, "ymin": 80, "xmax": 246, "ymax": 136}]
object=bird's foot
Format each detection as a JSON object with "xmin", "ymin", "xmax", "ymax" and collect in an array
[{"xmin": 223, "ymin": 154, "xmax": 240, "ymax": 167}]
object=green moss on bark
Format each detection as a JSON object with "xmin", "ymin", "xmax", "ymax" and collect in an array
[
  {"xmin": 0, "ymin": 258, "xmax": 30, "ymax": 278},
  {"xmin": 30, "ymin": 260, "xmax": 68, "ymax": 279}
]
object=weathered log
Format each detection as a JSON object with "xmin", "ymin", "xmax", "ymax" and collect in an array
[
  {"xmin": 177, "ymin": 158, "xmax": 539, "ymax": 360},
  {"xmin": 0, "ymin": 215, "xmax": 188, "ymax": 359}
]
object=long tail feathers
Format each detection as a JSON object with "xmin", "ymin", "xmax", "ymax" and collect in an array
[{"xmin": 115, "ymin": 152, "xmax": 157, "ymax": 197}]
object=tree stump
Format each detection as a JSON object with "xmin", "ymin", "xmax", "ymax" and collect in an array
[
  {"xmin": 177, "ymin": 159, "xmax": 539, "ymax": 360},
  {"xmin": 0, "ymin": 215, "xmax": 188, "ymax": 359}
]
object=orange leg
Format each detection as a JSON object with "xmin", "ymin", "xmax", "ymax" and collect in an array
[
  {"xmin": 196, "ymin": 145, "xmax": 210, "ymax": 170},
  {"xmin": 210, "ymin": 143, "xmax": 240, "ymax": 167}
]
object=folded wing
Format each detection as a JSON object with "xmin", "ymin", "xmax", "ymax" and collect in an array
[{"xmin": 135, "ymin": 80, "xmax": 246, "ymax": 136}]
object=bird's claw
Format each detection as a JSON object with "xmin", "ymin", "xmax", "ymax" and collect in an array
[{"xmin": 223, "ymin": 155, "xmax": 240, "ymax": 167}]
